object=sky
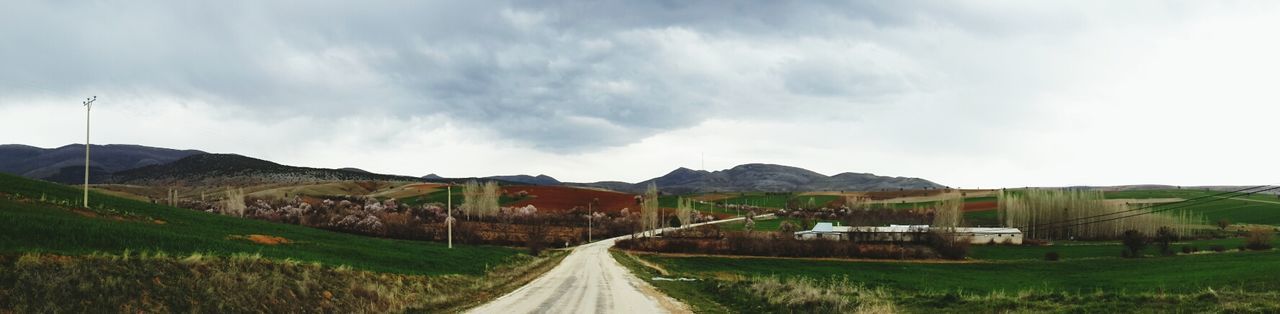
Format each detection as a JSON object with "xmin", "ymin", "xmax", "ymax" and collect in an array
[{"xmin": 2, "ymin": 1, "xmax": 1279, "ymax": 188}]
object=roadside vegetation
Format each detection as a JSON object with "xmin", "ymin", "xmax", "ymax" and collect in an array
[
  {"xmin": 619, "ymin": 249, "xmax": 1280, "ymax": 312},
  {"xmin": 0, "ymin": 173, "xmax": 567, "ymax": 311},
  {"xmin": 615, "ymin": 187, "xmax": 1280, "ymax": 312},
  {"xmin": 0, "ymin": 250, "xmax": 565, "ymax": 313}
]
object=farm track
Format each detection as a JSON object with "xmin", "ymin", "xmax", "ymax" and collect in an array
[{"xmin": 467, "ymin": 217, "xmax": 752, "ymax": 314}]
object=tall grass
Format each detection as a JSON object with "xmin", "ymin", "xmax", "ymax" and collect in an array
[
  {"xmin": 998, "ymin": 189, "xmax": 1203, "ymax": 240},
  {"xmin": 739, "ymin": 276, "xmax": 898, "ymax": 313},
  {"xmin": 0, "ymin": 250, "xmax": 567, "ymax": 313}
]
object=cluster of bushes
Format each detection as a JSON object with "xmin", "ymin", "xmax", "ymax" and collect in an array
[
  {"xmin": 1246, "ymin": 228, "xmax": 1274, "ymax": 250},
  {"xmin": 1120, "ymin": 227, "xmax": 1274, "ymax": 258},
  {"xmin": 182, "ymin": 193, "xmax": 646, "ymax": 247},
  {"xmin": 616, "ymin": 234, "xmax": 944, "ymax": 260}
]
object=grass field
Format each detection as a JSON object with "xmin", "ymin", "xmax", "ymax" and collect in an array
[
  {"xmin": 1102, "ymin": 189, "xmax": 1280, "ymax": 225},
  {"xmin": 1, "ymin": 250, "xmax": 566, "ymax": 313},
  {"xmin": 621, "ymin": 248, "xmax": 1280, "ymax": 312},
  {"xmin": 0, "ymin": 173, "xmax": 521, "ymax": 275},
  {"xmin": 963, "ymin": 189, "xmax": 1280, "ymax": 229},
  {"xmin": 638, "ymin": 250, "xmax": 1280, "ymax": 293},
  {"xmin": 970, "ymin": 237, "xmax": 1248, "ymax": 260}
]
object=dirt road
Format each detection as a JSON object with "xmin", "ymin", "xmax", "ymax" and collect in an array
[{"xmin": 468, "ymin": 216, "xmax": 754, "ymax": 314}]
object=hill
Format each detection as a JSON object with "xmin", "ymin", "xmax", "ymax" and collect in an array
[
  {"xmin": 111, "ymin": 154, "xmax": 429, "ymax": 186},
  {"xmin": 485, "ymin": 174, "xmax": 562, "ymax": 186},
  {"xmin": 0, "ymin": 144, "xmax": 204, "ymax": 184},
  {"xmin": 571, "ymin": 163, "xmax": 942, "ymax": 194},
  {"xmin": 0, "ymin": 172, "xmax": 569, "ymax": 312}
]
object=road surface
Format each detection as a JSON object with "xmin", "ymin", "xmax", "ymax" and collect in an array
[{"xmin": 468, "ymin": 216, "xmax": 758, "ymax": 314}]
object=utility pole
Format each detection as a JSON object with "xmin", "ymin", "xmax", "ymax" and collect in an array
[
  {"xmin": 447, "ymin": 184, "xmax": 453, "ymax": 249},
  {"xmin": 82, "ymin": 96, "xmax": 96, "ymax": 208}
]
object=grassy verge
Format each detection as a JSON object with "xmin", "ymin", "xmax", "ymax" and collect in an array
[
  {"xmin": 611, "ymin": 249, "xmax": 734, "ymax": 313},
  {"xmin": 0, "ymin": 250, "xmax": 566, "ymax": 313},
  {"xmin": 970, "ymin": 237, "xmax": 1249, "ymax": 260},
  {"xmin": 621, "ymin": 250, "xmax": 1280, "ymax": 313}
]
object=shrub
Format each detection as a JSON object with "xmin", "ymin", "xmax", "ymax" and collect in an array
[
  {"xmin": 1245, "ymin": 228, "xmax": 1274, "ymax": 250},
  {"xmin": 1155, "ymin": 227, "xmax": 1176, "ymax": 256},
  {"xmin": 1209, "ymin": 245, "xmax": 1226, "ymax": 252},
  {"xmin": 1044, "ymin": 252, "xmax": 1060, "ymax": 261},
  {"xmin": 525, "ymin": 215, "xmax": 549, "ymax": 256},
  {"xmin": 928, "ymin": 232, "xmax": 970, "ymax": 260},
  {"xmin": 1181, "ymin": 246, "xmax": 1196, "ymax": 254},
  {"xmin": 1217, "ymin": 218, "xmax": 1231, "ymax": 230},
  {"xmin": 1121, "ymin": 230, "xmax": 1147, "ymax": 258},
  {"xmin": 778, "ymin": 221, "xmax": 800, "ymax": 234}
]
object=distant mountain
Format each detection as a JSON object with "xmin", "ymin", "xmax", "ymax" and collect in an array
[
  {"xmin": 0, "ymin": 144, "xmax": 205, "ymax": 184},
  {"xmin": 484, "ymin": 174, "xmax": 561, "ymax": 186},
  {"xmin": 569, "ymin": 163, "xmax": 942, "ymax": 194},
  {"xmin": 421, "ymin": 174, "xmax": 444, "ymax": 180},
  {"xmin": 112, "ymin": 154, "xmax": 427, "ymax": 186},
  {"xmin": 337, "ymin": 167, "xmax": 370, "ymax": 173}
]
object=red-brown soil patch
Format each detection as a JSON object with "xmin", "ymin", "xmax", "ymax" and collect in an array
[
  {"xmin": 229, "ymin": 234, "xmax": 291, "ymax": 245},
  {"xmin": 963, "ymin": 201, "xmax": 998, "ymax": 212},
  {"xmin": 505, "ymin": 185, "xmax": 639, "ymax": 213}
]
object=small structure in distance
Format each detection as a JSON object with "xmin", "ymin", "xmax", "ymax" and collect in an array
[{"xmin": 794, "ymin": 222, "xmax": 1023, "ymax": 245}]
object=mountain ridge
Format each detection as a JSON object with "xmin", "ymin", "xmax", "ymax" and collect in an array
[
  {"xmin": 566, "ymin": 163, "xmax": 944, "ymax": 194},
  {"xmin": 0, "ymin": 144, "xmax": 205, "ymax": 184}
]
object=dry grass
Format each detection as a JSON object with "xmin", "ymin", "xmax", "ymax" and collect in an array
[
  {"xmin": 736, "ymin": 276, "xmax": 898, "ymax": 313},
  {"xmin": 0, "ymin": 250, "xmax": 567, "ymax": 313}
]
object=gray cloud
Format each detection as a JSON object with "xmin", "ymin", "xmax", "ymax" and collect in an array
[{"xmin": 0, "ymin": 1, "xmax": 1204, "ymax": 152}]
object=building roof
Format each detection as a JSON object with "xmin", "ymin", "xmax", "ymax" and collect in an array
[{"xmin": 797, "ymin": 224, "xmax": 1021, "ymax": 235}]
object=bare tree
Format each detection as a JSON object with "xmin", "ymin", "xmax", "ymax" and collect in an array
[
  {"xmin": 642, "ymin": 183, "xmax": 659, "ymax": 236},
  {"xmin": 223, "ymin": 187, "xmax": 246, "ymax": 217},
  {"xmin": 462, "ymin": 180, "xmax": 481, "ymax": 220},
  {"xmin": 932, "ymin": 193, "xmax": 964, "ymax": 229},
  {"xmin": 676, "ymin": 197, "xmax": 695, "ymax": 227}
]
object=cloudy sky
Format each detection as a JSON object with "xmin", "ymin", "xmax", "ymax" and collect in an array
[{"xmin": 2, "ymin": 1, "xmax": 1278, "ymax": 187}]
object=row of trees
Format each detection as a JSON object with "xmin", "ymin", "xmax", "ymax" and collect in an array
[
  {"xmin": 998, "ymin": 189, "xmax": 1203, "ymax": 240},
  {"xmin": 460, "ymin": 180, "xmax": 501, "ymax": 219}
]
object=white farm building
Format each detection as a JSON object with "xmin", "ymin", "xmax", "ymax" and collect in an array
[{"xmin": 794, "ymin": 223, "xmax": 1023, "ymax": 245}]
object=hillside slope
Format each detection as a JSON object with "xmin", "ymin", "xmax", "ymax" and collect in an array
[
  {"xmin": 111, "ymin": 154, "xmax": 429, "ymax": 186},
  {"xmin": 0, "ymin": 172, "xmax": 516, "ymax": 275},
  {"xmin": 0, "ymin": 144, "xmax": 203, "ymax": 184}
]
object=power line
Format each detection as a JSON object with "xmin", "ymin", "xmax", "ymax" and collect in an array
[
  {"xmin": 1017, "ymin": 185, "xmax": 1272, "ymax": 230},
  {"xmin": 1038, "ymin": 186, "xmax": 1280, "ymax": 231}
]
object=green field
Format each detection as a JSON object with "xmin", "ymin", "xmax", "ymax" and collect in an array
[
  {"xmin": 637, "ymin": 250, "xmax": 1280, "ymax": 293},
  {"xmin": 1103, "ymin": 189, "xmax": 1280, "ymax": 225},
  {"xmin": 620, "ymin": 247, "xmax": 1280, "ymax": 312},
  {"xmin": 963, "ymin": 189, "xmax": 1280, "ymax": 228},
  {"xmin": 970, "ymin": 237, "xmax": 1248, "ymax": 260},
  {"xmin": 0, "ymin": 173, "xmax": 520, "ymax": 275}
]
